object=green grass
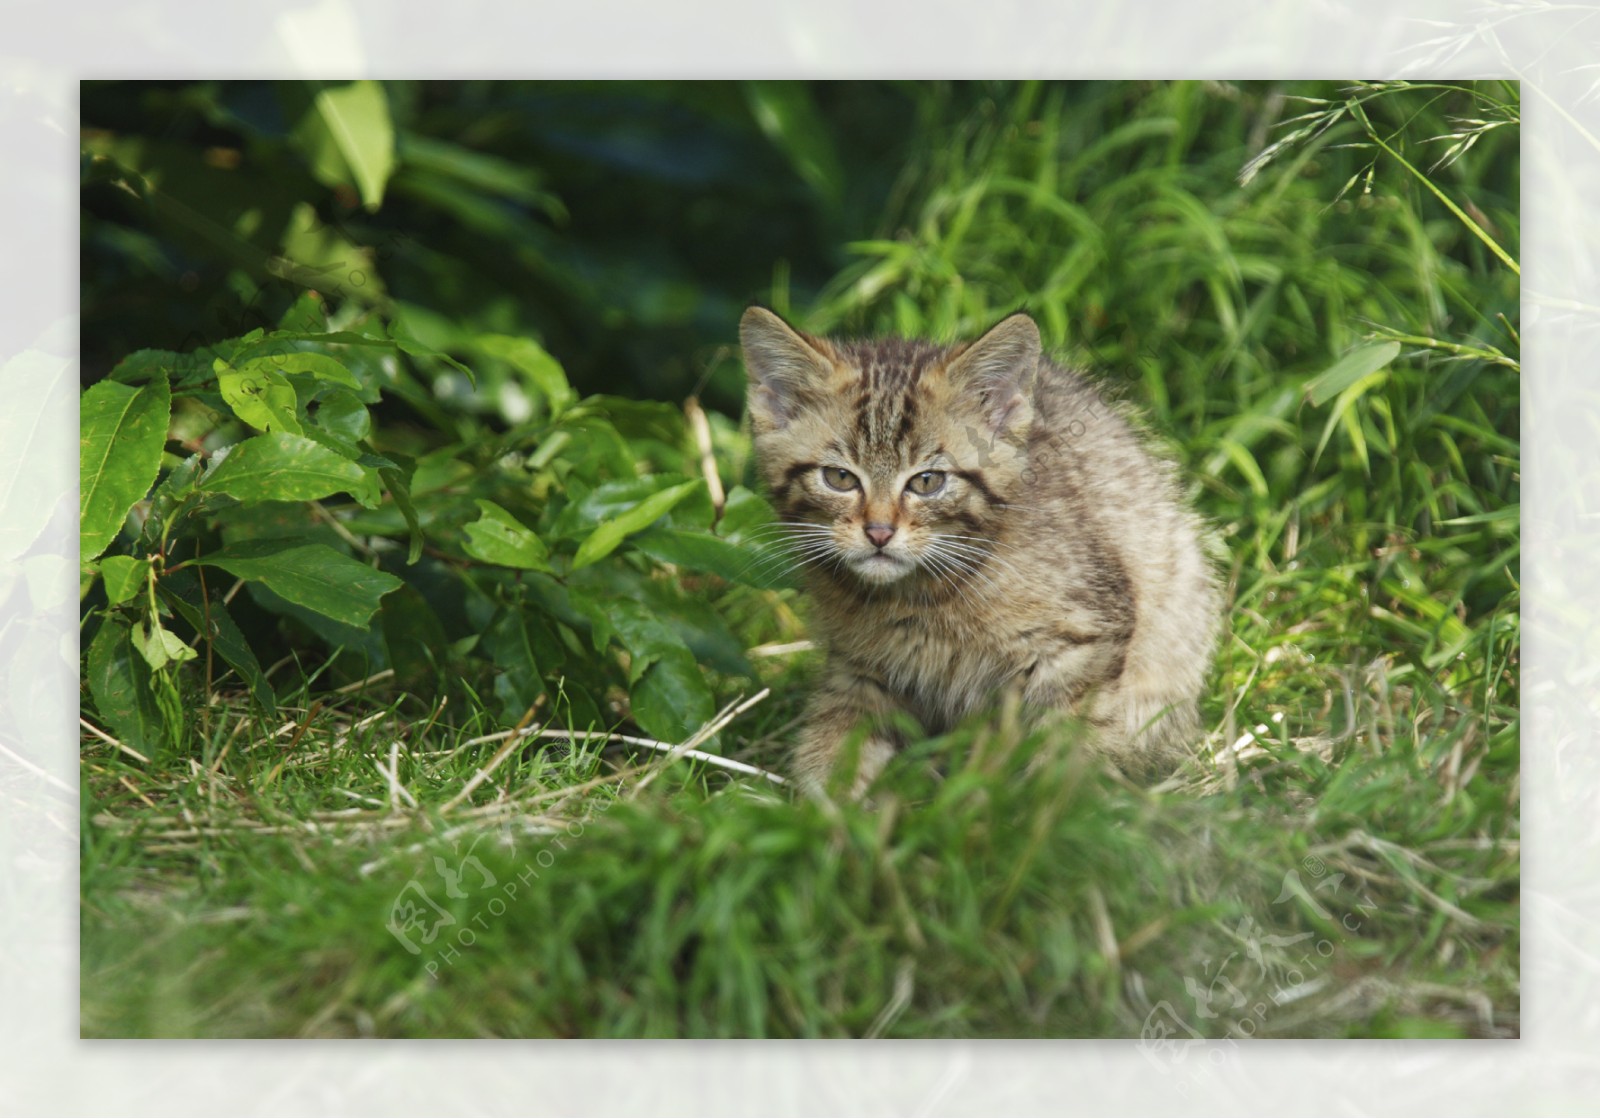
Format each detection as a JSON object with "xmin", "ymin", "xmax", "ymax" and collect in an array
[{"xmin": 80, "ymin": 80, "xmax": 1519, "ymax": 1038}]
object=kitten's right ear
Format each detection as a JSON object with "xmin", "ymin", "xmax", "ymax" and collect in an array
[
  {"xmin": 944, "ymin": 312, "xmax": 1041, "ymax": 436},
  {"xmin": 740, "ymin": 306, "xmax": 834, "ymax": 431}
]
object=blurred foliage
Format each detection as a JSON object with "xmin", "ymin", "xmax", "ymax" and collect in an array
[{"xmin": 81, "ymin": 80, "xmax": 958, "ymax": 415}]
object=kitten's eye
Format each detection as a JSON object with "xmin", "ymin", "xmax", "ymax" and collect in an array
[
  {"xmin": 906, "ymin": 470, "xmax": 947, "ymax": 496},
  {"xmin": 821, "ymin": 466, "xmax": 860, "ymax": 492}
]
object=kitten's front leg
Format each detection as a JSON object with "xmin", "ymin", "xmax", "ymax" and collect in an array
[
  {"xmin": 1017, "ymin": 635, "xmax": 1130, "ymax": 751},
  {"xmin": 1021, "ymin": 635, "xmax": 1193, "ymax": 777},
  {"xmin": 793, "ymin": 664, "xmax": 904, "ymax": 799}
]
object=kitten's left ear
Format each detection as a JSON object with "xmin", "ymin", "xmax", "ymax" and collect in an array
[
  {"xmin": 740, "ymin": 306, "xmax": 836, "ymax": 431},
  {"xmin": 945, "ymin": 312, "xmax": 1040, "ymax": 435}
]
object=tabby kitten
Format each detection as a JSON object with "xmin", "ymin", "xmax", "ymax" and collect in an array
[{"xmin": 741, "ymin": 306, "xmax": 1221, "ymax": 796}]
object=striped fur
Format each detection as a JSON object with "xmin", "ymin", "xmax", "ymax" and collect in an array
[{"xmin": 741, "ymin": 307, "xmax": 1222, "ymax": 796}]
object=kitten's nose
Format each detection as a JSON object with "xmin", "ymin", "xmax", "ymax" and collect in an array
[{"xmin": 864, "ymin": 523, "xmax": 896, "ymax": 548}]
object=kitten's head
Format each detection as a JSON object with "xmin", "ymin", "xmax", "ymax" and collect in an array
[{"xmin": 741, "ymin": 307, "xmax": 1039, "ymax": 589}]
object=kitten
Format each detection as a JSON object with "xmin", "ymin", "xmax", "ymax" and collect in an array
[{"xmin": 741, "ymin": 306, "xmax": 1222, "ymax": 796}]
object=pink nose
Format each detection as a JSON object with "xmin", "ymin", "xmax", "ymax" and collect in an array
[{"xmin": 864, "ymin": 523, "xmax": 896, "ymax": 548}]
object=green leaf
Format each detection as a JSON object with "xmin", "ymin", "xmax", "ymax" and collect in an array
[
  {"xmin": 602, "ymin": 598, "xmax": 709, "ymax": 688},
  {"xmin": 463, "ymin": 500, "xmax": 551, "ymax": 570},
  {"xmin": 1305, "ymin": 341, "xmax": 1400, "ymax": 407},
  {"xmin": 482, "ymin": 607, "xmax": 545, "ymax": 724},
  {"xmin": 216, "ymin": 358, "xmax": 302, "ymax": 434},
  {"xmin": 298, "ymin": 424, "xmax": 368, "ymax": 465},
  {"xmin": 277, "ymin": 291, "xmax": 329, "ymax": 334},
  {"xmin": 475, "ymin": 334, "xmax": 576, "ymax": 416},
  {"xmin": 571, "ymin": 480, "xmax": 703, "ymax": 569},
  {"xmin": 295, "ymin": 80, "xmax": 395, "ymax": 210},
  {"xmin": 246, "ymin": 328, "xmax": 476, "ymax": 383},
  {"xmin": 99, "ymin": 556, "xmax": 151, "ymax": 607},
  {"xmin": 85, "ymin": 615, "xmax": 164, "ymax": 754},
  {"xmin": 141, "ymin": 453, "xmax": 207, "ymax": 549},
  {"xmin": 313, "ymin": 389, "xmax": 372, "ymax": 440},
  {"xmin": 231, "ymin": 350, "xmax": 361, "ymax": 389},
  {"xmin": 107, "ymin": 348, "xmax": 213, "ymax": 388},
  {"xmin": 379, "ymin": 584, "xmax": 449, "ymax": 691},
  {"xmin": 132, "ymin": 618, "xmax": 198, "ymax": 671},
  {"xmin": 716, "ymin": 485, "xmax": 778, "ymax": 542},
  {"xmin": 193, "ymin": 540, "xmax": 402, "ymax": 628},
  {"xmin": 550, "ymin": 473, "xmax": 711, "ymax": 540},
  {"xmin": 159, "ymin": 568, "xmax": 274, "ymax": 708},
  {"xmin": 631, "ymin": 527, "xmax": 796, "ymax": 589},
  {"xmin": 199, "ymin": 432, "xmax": 381, "ymax": 508},
  {"xmin": 377, "ymin": 460, "xmax": 424, "ymax": 564},
  {"xmin": 79, "ymin": 372, "xmax": 171, "ymax": 564},
  {"xmin": 629, "ymin": 649, "xmax": 715, "ymax": 742}
]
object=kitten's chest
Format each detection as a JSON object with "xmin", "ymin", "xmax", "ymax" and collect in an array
[{"xmin": 839, "ymin": 606, "xmax": 1031, "ymax": 730}]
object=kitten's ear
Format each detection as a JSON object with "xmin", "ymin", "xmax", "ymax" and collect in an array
[
  {"xmin": 740, "ymin": 306, "xmax": 835, "ymax": 431},
  {"xmin": 945, "ymin": 312, "xmax": 1040, "ymax": 435}
]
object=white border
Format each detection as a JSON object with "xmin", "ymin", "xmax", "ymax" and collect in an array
[{"xmin": 5, "ymin": 1, "xmax": 1593, "ymax": 1114}]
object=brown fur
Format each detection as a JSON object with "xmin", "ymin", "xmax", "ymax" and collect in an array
[{"xmin": 741, "ymin": 307, "xmax": 1222, "ymax": 796}]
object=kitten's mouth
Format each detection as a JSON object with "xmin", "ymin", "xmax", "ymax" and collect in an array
[{"xmin": 847, "ymin": 551, "xmax": 915, "ymax": 584}]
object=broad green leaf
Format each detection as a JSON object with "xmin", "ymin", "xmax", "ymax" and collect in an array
[
  {"xmin": 80, "ymin": 372, "xmax": 170, "ymax": 563},
  {"xmin": 629, "ymin": 649, "xmax": 715, "ymax": 742},
  {"xmin": 296, "ymin": 80, "xmax": 395, "ymax": 210},
  {"xmin": 132, "ymin": 618, "xmax": 198, "ymax": 671},
  {"xmin": 85, "ymin": 615, "xmax": 163, "ymax": 754},
  {"xmin": 550, "ymin": 473, "xmax": 710, "ymax": 540},
  {"xmin": 159, "ymin": 568, "xmax": 274, "ymax": 708},
  {"xmin": 1305, "ymin": 341, "xmax": 1400, "ymax": 406},
  {"xmin": 277, "ymin": 291, "xmax": 329, "ymax": 334},
  {"xmin": 200, "ymin": 432, "xmax": 381, "ymax": 508},
  {"xmin": 99, "ymin": 555, "xmax": 150, "ymax": 607},
  {"xmin": 314, "ymin": 389, "xmax": 372, "ymax": 440},
  {"xmin": 379, "ymin": 584, "xmax": 449, "ymax": 690},
  {"xmin": 141, "ymin": 453, "xmax": 207, "ymax": 550},
  {"xmin": 554, "ymin": 584, "xmax": 618, "ymax": 657},
  {"xmin": 258, "ymin": 329, "xmax": 476, "ymax": 381},
  {"xmin": 631, "ymin": 527, "xmax": 796, "ymax": 590},
  {"xmin": 193, "ymin": 540, "xmax": 402, "ymax": 628},
  {"xmin": 716, "ymin": 485, "xmax": 778, "ymax": 542},
  {"xmin": 571, "ymin": 480, "xmax": 702, "ymax": 570},
  {"xmin": 483, "ymin": 607, "xmax": 544, "ymax": 724},
  {"xmin": 216, "ymin": 358, "xmax": 302, "ymax": 434},
  {"xmin": 605, "ymin": 603, "xmax": 684, "ymax": 684},
  {"xmin": 107, "ymin": 347, "xmax": 214, "ymax": 388},
  {"xmin": 463, "ymin": 500, "xmax": 551, "ymax": 570},
  {"xmin": 299, "ymin": 424, "xmax": 369, "ymax": 465},
  {"xmin": 476, "ymin": 334, "xmax": 576, "ymax": 416},
  {"xmin": 231, "ymin": 350, "xmax": 361, "ymax": 389}
]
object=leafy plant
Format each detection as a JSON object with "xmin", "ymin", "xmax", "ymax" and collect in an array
[{"xmin": 80, "ymin": 291, "xmax": 797, "ymax": 761}]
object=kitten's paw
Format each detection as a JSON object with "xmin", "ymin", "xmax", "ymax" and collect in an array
[{"xmin": 792, "ymin": 734, "xmax": 897, "ymax": 802}]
